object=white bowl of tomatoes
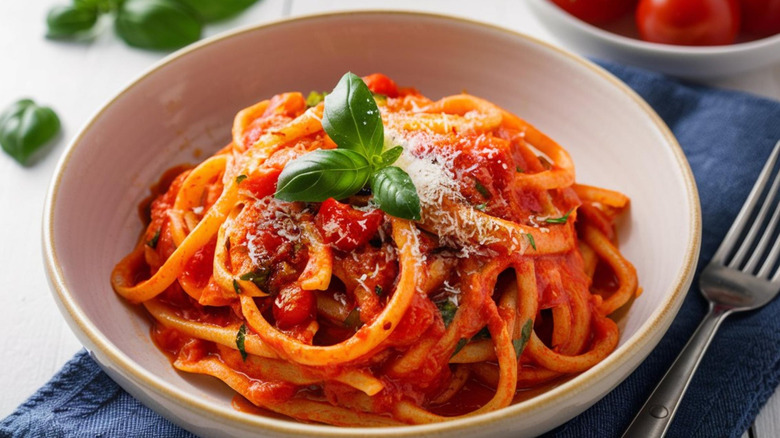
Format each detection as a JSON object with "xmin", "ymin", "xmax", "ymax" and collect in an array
[{"xmin": 527, "ymin": 0, "xmax": 780, "ymax": 78}]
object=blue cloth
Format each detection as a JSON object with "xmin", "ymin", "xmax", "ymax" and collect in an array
[{"xmin": 3, "ymin": 61, "xmax": 780, "ymax": 438}]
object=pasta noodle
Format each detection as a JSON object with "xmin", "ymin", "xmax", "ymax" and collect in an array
[{"xmin": 111, "ymin": 73, "xmax": 638, "ymax": 425}]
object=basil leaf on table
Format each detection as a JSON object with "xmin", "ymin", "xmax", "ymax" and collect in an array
[
  {"xmin": 370, "ymin": 166, "xmax": 421, "ymax": 221},
  {"xmin": 322, "ymin": 73, "xmax": 385, "ymax": 158},
  {"xmin": 176, "ymin": 0, "xmax": 259, "ymax": 22},
  {"xmin": 275, "ymin": 149, "xmax": 372, "ymax": 202},
  {"xmin": 115, "ymin": 0, "xmax": 202, "ymax": 50},
  {"xmin": 0, "ymin": 99, "xmax": 61, "ymax": 166},
  {"xmin": 46, "ymin": 4, "xmax": 99, "ymax": 38}
]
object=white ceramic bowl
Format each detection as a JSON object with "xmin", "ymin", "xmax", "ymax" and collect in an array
[
  {"xmin": 43, "ymin": 11, "xmax": 700, "ymax": 438},
  {"xmin": 528, "ymin": 0, "xmax": 780, "ymax": 79}
]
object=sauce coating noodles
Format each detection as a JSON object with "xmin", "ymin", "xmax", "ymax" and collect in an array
[{"xmin": 111, "ymin": 74, "xmax": 638, "ymax": 426}]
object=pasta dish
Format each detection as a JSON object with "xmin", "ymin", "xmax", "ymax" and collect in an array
[{"xmin": 111, "ymin": 73, "xmax": 638, "ymax": 426}]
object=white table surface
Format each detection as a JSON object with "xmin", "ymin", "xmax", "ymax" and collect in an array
[{"xmin": 2, "ymin": 0, "xmax": 779, "ymax": 436}]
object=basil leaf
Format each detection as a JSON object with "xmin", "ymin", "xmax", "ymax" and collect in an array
[
  {"xmin": 545, "ymin": 209, "xmax": 573, "ymax": 224},
  {"xmin": 116, "ymin": 0, "xmax": 202, "ymax": 51},
  {"xmin": 236, "ymin": 324, "xmax": 248, "ymax": 361},
  {"xmin": 46, "ymin": 4, "xmax": 99, "ymax": 38},
  {"xmin": 176, "ymin": 0, "xmax": 259, "ymax": 22},
  {"xmin": 475, "ymin": 202, "xmax": 487, "ymax": 211},
  {"xmin": 512, "ymin": 318, "xmax": 533, "ymax": 359},
  {"xmin": 232, "ymin": 279, "xmax": 241, "ymax": 294},
  {"xmin": 370, "ymin": 166, "xmax": 421, "ymax": 221},
  {"xmin": 0, "ymin": 99, "xmax": 60, "ymax": 166},
  {"xmin": 374, "ymin": 285, "xmax": 383, "ymax": 296},
  {"xmin": 275, "ymin": 149, "xmax": 371, "ymax": 202},
  {"xmin": 379, "ymin": 146, "xmax": 403, "ymax": 168},
  {"xmin": 322, "ymin": 72, "xmax": 384, "ymax": 158},
  {"xmin": 235, "ymin": 174, "xmax": 247, "ymax": 184}
]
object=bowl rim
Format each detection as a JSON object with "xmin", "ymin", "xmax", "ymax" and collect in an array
[
  {"xmin": 528, "ymin": 0, "xmax": 780, "ymax": 56},
  {"xmin": 42, "ymin": 9, "xmax": 702, "ymax": 437}
]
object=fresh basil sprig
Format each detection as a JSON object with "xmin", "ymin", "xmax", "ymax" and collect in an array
[
  {"xmin": 45, "ymin": 0, "xmax": 260, "ymax": 50},
  {"xmin": 275, "ymin": 73, "xmax": 421, "ymax": 221},
  {"xmin": 0, "ymin": 99, "xmax": 61, "ymax": 166}
]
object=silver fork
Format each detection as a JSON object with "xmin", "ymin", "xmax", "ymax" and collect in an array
[{"xmin": 623, "ymin": 140, "xmax": 780, "ymax": 438}]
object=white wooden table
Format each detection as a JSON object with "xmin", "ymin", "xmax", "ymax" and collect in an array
[{"xmin": 2, "ymin": 1, "xmax": 779, "ymax": 436}]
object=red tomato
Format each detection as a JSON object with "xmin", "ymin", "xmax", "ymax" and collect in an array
[
  {"xmin": 362, "ymin": 73, "xmax": 399, "ymax": 98},
  {"xmin": 315, "ymin": 198, "xmax": 384, "ymax": 252},
  {"xmin": 551, "ymin": 0, "xmax": 637, "ymax": 24},
  {"xmin": 740, "ymin": 0, "xmax": 780, "ymax": 36},
  {"xmin": 273, "ymin": 285, "xmax": 315, "ymax": 329},
  {"xmin": 636, "ymin": 0, "xmax": 740, "ymax": 46}
]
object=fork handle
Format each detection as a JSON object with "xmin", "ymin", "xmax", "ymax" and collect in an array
[{"xmin": 621, "ymin": 304, "xmax": 732, "ymax": 438}]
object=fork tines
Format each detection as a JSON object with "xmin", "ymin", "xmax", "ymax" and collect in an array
[{"xmin": 712, "ymin": 140, "xmax": 780, "ymax": 282}]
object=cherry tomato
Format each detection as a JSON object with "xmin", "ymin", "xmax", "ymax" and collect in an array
[
  {"xmin": 740, "ymin": 0, "xmax": 780, "ymax": 37},
  {"xmin": 551, "ymin": 0, "xmax": 638, "ymax": 25},
  {"xmin": 273, "ymin": 285, "xmax": 315, "ymax": 329},
  {"xmin": 315, "ymin": 198, "xmax": 384, "ymax": 252},
  {"xmin": 635, "ymin": 0, "xmax": 740, "ymax": 46}
]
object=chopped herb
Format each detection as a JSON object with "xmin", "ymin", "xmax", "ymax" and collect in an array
[
  {"xmin": 344, "ymin": 307, "xmax": 363, "ymax": 329},
  {"xmin": 452, "ymin": 338, "xmax": 468, "ymax": 357},
  {"xmin": 146, "ymin": 229, "xmax": 160, "ymax": 249},
  {"xmin": 436, "ymin": 300, "xmax": 458, "ymax": 327},
  {"xmin": 235, "ymin": 174, "xmax": 247, "ymax": 184},
  {"xmin": 375, "ymin": 285, "xmax": 383, "ymax": 296},
  {"xmin": 472, "ymin": 326, "xmax": 491, "ymax": 340},
  {"xmin": 516, "ymin": 166, "xmax": 524, "ymax": 173},
  {"xmin": 236, "ymin": 324, "xmax": 248, "ymax": 361},
  {"xmin": 239, "ymin": 268, "xmax": 270, "ymax": 288},
  {"xmin": 512, "ymin": 319, "xmax": 533, "ymax": 358},
  {"xmin": 475, "ymin": 202, "xmax": 488, "ymax": 211},
  {"xmin": 473, "ymin": 178, "xmax": 491, "ymax": 199},
  {"xmin": 526, "ymin": 233, "xmax": 536, "ymax": 251},
  {"xmin": 232, "ymin": 279, "xmax": 241, "ymax": 294},
  {"xmin": 305, "ymin": 91, "xmax": 327, "ymax": 107},
  {"xmin": 545, "ymin": 209, "xmax": 573, "ymax": 224}
]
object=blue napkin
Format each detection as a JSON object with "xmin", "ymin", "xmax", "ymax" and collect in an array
[{"xmin": 3, "ymin": 61, "xmax": 780, "ymax": 438}]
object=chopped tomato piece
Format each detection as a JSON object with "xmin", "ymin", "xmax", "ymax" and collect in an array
[{"xmin": 315, "ymin": 198, "xmax": 384, "ymax": 252}]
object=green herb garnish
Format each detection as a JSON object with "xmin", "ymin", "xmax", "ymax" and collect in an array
[
  {"xmin": 236, "ymin": 323, "xmax": 248, "ymax": 361},
  {"xmin": 239, "ymin": 268, "xmax": 270, "ymax": 288},
  {"xmin": 235, "ymin": 174, "xmax": 247, "ymax": 184},
  {"xmin": 305, "ymin": 91, "xmax": 327, "ymax": 107},
  {"xmin": 475, "ymin": 202, "xmax": 488, "ymax": 211},
  {"xmin": 232, "ymin": 279, "xmax": 241, "ymax": 294},
  {"xmin": 452, "ymin": 338, "xmax": 468, "ymax": 357},
  {"xmin": 436, "ymin": 300, "xmax": 457, "ymax": 327},
  {"xmin": 516, "ymin": 167, "xmax": 524, "ymax": 173},
  {"xmin": 473, "ymin": 178, "xmax": 491, "ymax": 199},
  {"xmin": 545, "ymin": 209, "xmax": 573, "ymax": 224},
  {"xmin": 375, "ymin": 285, "xmax": 383, "ymax": 296},
  {"xmin": 46, "ymin": 4, "xmax": 98, "ymax": 39},
  {"xmin": 0, "ymin": 99, "xmax": 60, "ymax": 165},
  {"xmin": 472, "ymin": 326, "xmax": 491, "ymax": 340},
  {"xmin": 115, "ymin": 0, "xmax": 202, "ymax": 50},
  {"xmin": 512, "ymin": 319, "xmax": 533, "ymax": 359},
  {"xmin": 526, "ymin": 233, "xmax": 536, "ymax": 251},
  {"xmin": 146, "ymin": 229, "xmax": 161, "ymax": 249},
  {"xmin": 344, "ymin": 307, "xmax": 363, "ymax": 329},
  {"xmin": 275, "ymin": 73, "xmax": 421, "ymax": 221}
]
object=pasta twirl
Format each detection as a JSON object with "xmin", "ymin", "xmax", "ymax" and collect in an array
[{"xmin": 111, "ymin": 73, "xmax": 638, "ymax": 426}]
